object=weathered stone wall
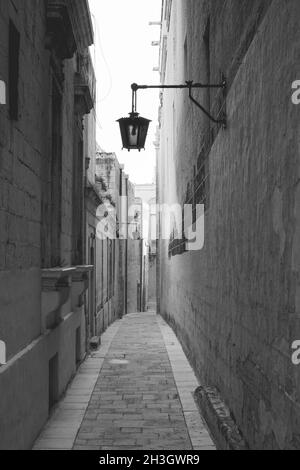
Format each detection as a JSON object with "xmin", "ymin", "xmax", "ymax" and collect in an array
[
  {"xmin": 96, "ymin": 153, "xmax": 119, "ymax": 199},
  {"xmin": 0, "ymin": 0, "xmax": 94, "ymax": 449},
  {"xmin": 158, "ymin": 0, "xmax": 300, "ymax": 449},
  {"xmin": 0, "ymin": 0, "xmax": 47, "ymax": 358},
  {"xmin": 0, "ymin": 309, "xmax": 83, "ymax": 449}
]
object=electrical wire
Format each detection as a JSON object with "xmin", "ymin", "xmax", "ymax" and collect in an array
[
  {"xmin": 91, "ymin": 12, "xmax": 113, "ymax": 104},
  {"xmin": 89, "ymin": 10, "xmax": 115, "ymax": 142}
]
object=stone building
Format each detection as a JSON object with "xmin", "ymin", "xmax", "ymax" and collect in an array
[
  {"xmin": 0, "ymin": 0, "xmax": 95, "ymax": 449},
  {"xmin": 95, "ymin": 151, "xmax": 152, "ymax": 316},
  {"xmin": 94, "ymin": 149, "xmax": 127, "ymax": 329},
  {"xmin": 135, "ymin": 184, "xmax": 157, "ymax": 311},
  {"xmin": 84, "ymin": 117, "xmax": 100, "ymax": 346},
  {"xmin": 157, "ymin": 0, "xmax": 300, "ymax": 449}
]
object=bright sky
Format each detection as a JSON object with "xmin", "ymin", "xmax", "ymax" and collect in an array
[{"xmin": 89, "ymin": 0, "xmax": 162, "ymax": 185}]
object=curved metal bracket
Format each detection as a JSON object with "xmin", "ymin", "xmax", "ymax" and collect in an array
[{"xmin": 186, "ymin": 81, "xmax": 226, "ymax": 128}]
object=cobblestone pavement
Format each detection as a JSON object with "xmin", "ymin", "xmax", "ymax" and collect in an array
[{"xmin": 34, "ymin": 313, "xmax": 215, "ymax": 451}]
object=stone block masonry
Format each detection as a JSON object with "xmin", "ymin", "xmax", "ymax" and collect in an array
[
  {"xmin": 0, "ymin": 0, "xmax": 95, "ymax": 449},
  {"xmin": 157, "ymin": 0, "xmax": 300, "ymax": 449}
]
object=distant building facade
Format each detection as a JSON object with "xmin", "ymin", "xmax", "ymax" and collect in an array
[
  {"xmin": 127, "ymin": 193, "xmax": 143, "ymax": 314},
  {"xmin": 135, "ymin": 184, "xmax": 157, "ymax": 311},
  {"xmin": 94, "ymin": 149, "xmax": 126, "ymax": 330}
]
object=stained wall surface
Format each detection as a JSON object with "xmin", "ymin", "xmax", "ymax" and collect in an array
[{"xmin": 158, "ymin": 0, "xmax": 300, "ymax": 449}]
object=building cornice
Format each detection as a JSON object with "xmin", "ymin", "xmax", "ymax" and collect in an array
[
  {"xmin": 67, "ymin": 0, "xmax": 94, "ymax": 51},
  {"xmin": 46, "ymin": 0, "xmax": 94, "ymax": 59},
  {"xmin": 74, "ymin": 51, "xmax": 95, "ymax": 115}
]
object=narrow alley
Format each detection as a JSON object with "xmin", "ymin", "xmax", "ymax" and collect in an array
[
  {"xmin": 1, "ymin": 0, "xmax": 300, "ymax": 453},
  {"xmin": 33, "ymin": 312, "xmax": 215, "ymax": 451}
]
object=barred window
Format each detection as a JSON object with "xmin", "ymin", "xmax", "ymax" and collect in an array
[{"xmin": 168, "ymin": 208, "xmax": 186, "ymax": 258}]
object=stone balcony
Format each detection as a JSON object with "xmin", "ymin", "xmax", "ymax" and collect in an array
[
  {"xmin": 46, "ymin": 0, "xmax": 94, "ymax": 59},
  {"xmin": 41, "ymin": 266, "xmax": 93, "ymax": 333}
]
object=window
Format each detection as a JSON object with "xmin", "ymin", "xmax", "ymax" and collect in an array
[
  {"xmin": 110, "ymin": 239, "xmax": 115, "ymax": 299},
  {"xmin": 203, "ymin": 18, "xmax": 211, "ymax": 140},
  {"xmin": 168, "ymin": 208, "xmax": 187, "ymax": 258},
  {"xmin": 195, "ymin": 142, "xmax": 210, "ymax": 212},
  {"xmin": 9, "ymin": 20, "xmax": 20, "ymax": 120},
  {"xmin": 50, "ymin": 80, "xmax": 63, "ymax": 265},
  {"xmin": 72, "ymin": 137, "xmax": 84, "ymax": 265},
  {"xmin": 41, "ymin": 77, "xmax": 63, "ymax": 268}
]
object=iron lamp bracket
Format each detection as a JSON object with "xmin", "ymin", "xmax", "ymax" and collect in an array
[{"xmin": 131, "ymin": 76, "xmax": 227, "ymax": 128}]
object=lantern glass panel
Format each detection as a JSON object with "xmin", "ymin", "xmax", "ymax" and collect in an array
[
  {"xmin": 138, "ymin": 121, "xmax": 150, "ymax": 149},
  {"xmin": 128, "ymin": 124, "xmax": 139, "ymax": 147}
]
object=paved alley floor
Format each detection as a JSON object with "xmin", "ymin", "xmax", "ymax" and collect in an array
[{"xmin": 33, "ymin": 313, "xmax": 216, "ymax": 451}]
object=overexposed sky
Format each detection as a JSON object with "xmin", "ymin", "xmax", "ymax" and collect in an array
[{"xmin": 89, "ymin": 0, "xmax": 162, "ymax": 184}]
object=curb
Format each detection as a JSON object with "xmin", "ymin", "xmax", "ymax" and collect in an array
[{"xmin": 194, "ymin": 386, "xmax": 248, "ymax": 450}]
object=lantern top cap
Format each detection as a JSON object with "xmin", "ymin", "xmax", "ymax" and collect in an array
[{"xmin": 117, "ymin": 113, "xmax": 151, "ymax": 123}]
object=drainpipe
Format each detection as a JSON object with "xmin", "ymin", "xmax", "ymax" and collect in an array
[
  {"xmin": 90, "ymin": 232, "xmax": 97, "ymax": 337},
  {"xmin": 119, "ymin": 168, "xmax": 123, "ymax": 318},
  {"xmin": 125, "ymin": 177, "xmax": 129, "ymax": 315},
  {"xmin": 140, "ymin": 238, "xmax": 143, "ymax": 312}
]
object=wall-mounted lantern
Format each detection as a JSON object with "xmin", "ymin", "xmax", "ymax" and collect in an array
[
  {"xmin": 117, "ymin": 113, "xmax": 151, "ymax": 152},
  {"xmin": 117, "ymin": 83, "xmax": 151, "ymax": 152},
  {"xmin": 117, "ymin": 78, "xmax": 227, "ymax": 152}
]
